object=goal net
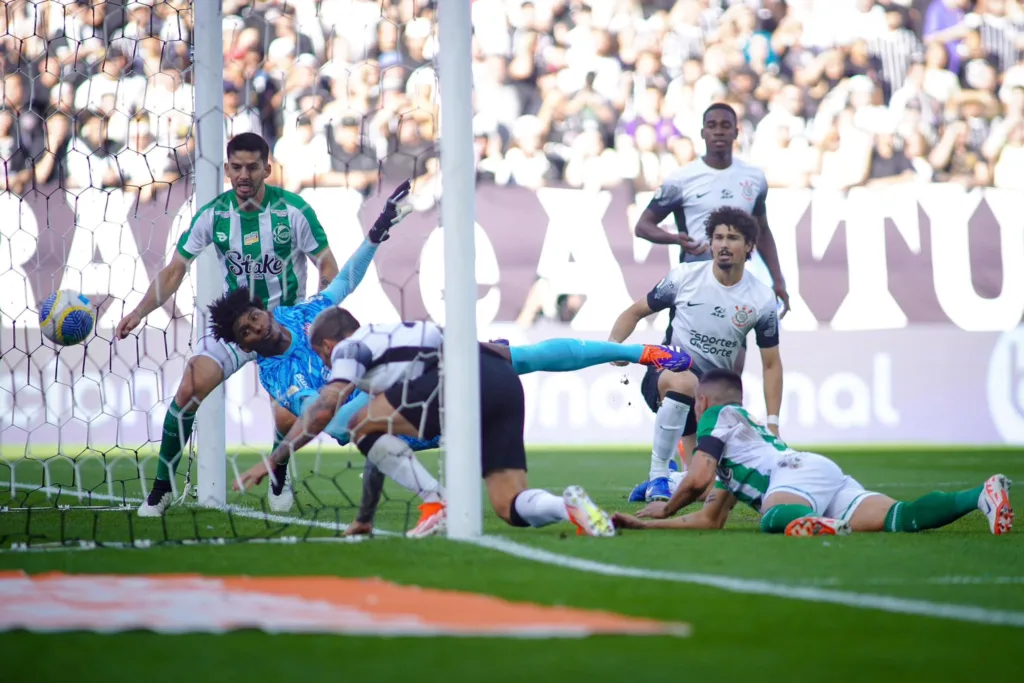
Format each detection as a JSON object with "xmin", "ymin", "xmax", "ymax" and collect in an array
[{"xmin": 0, "ymin": 0, "xmax": 449, "ymax": 549}]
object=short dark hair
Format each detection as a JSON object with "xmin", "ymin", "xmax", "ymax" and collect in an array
[
  {"xmin": 309, "ymin": 307, "xmax": 361, "ymax": 348},
  {"xmin": 704, "ymin": 206, "xmax": 759, "ymax": 260},
  {"xmin": 698, "ymin": 368, "xmax": 744, "ymax": 404},
  {"xmin": 703, "ymin": 102, "xmax": 737, "ymax": 124},
  {"xmin": 226, "ymin": 132, "xmax": 270, "ymax": 163},
  {"xmin": 209, "ymin": 287, "xmax": 263, "ymax": 344}
]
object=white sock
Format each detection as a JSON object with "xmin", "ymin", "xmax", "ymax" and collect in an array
[
  {"xmin": 513, "ymin": 489, "xmax": 569, "ymax": 527},
  {"xmin": 650, "ymin": 392, "xmax": 692, "ymax": 480},
  {"xmin": 366, "ymin": 434, "xmax": 445, "ymax": 503}
]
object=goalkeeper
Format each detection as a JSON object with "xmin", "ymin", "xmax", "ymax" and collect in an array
[
  {"xmin": 611, "ymin": 368, "xmax": 1014, "ymax": 538},
  {"xmin": 203, "ymin": 181, "xmax": 415, "ymax": 512}
]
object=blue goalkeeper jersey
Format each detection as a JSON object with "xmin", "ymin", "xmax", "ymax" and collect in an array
[{"xmin": 256, "ymin": 293, "xmax": 334, "ymax": 416}]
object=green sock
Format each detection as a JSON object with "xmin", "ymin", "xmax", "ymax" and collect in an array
[
  {"xmin": 883, "ymin": 486, "xmax": 983, "ymax": 532},
  {"xmin": 760, "ymin": 504, "xmax": 814, "ymax": 534},
  {"xmin": 154, "ymin": 399, "xmax": 196, "ymax": 482}
]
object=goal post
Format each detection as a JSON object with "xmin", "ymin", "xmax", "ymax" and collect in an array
[
  {"xmin": 192, "ymin": 0, "xmax": 226, "ymax": 509},
  {"xmin": 437, "ymin": 0, "xmax": 483, "ymax": 539}
]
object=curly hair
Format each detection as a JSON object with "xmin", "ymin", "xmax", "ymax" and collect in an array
[
  {"xmin": 209, "ymin": 287, "xmax": 263, "ymax": 344},
  {"xmin": 704, "ymin": 206, "xmax": 759, "ymax": 260}
]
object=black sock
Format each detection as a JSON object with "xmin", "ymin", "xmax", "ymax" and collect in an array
[
  {"xmin": 270, "ymin": 459, "xmax": 290, "ymax": 496},
  {"xmin": 507, "ymin": 492, "xmax": 530, "ymax": 527},
  {"xmin": 147, "ymin": 478, "xmax": 171, "ymax": 504}
]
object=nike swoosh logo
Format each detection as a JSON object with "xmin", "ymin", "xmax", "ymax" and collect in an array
[
  {"xmin": 686, "ymin": 302, "xmax": 703, "ymax": 307},
  {"xmin": 696, "ymin": 192, "xmax": 709, "ymax": 198}
]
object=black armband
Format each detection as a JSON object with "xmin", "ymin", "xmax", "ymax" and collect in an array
[{"xmin": 696, "ymin": 435, "xmax": 725, "ymax": 462}]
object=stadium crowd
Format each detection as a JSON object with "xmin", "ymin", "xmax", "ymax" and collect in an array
[{"xmin": 2, "ymin": 0, "xmax": 1024, "ymax": 199}]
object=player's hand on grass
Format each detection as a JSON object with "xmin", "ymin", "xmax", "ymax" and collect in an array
[
  {"xmin": 344, "ymin": 520, "xmax": 374, "ymax": 537},
  {"xmin": 369, "ymin": 179, "xmax": 413, "ymax": 244},
  {"xmin": 115, "ymin": 311, "xmax": 142, "ymax": 340},
  {"xmin": 611, "ymin": 512, "xmax": 648, "ymax": 529},
  {"xmin": 234, "ymin": 460, "xmax": 270, "ymax": 492},
  {"xmin": 636, "ymin": 501, "xmax": 670, "ymax": 519}
]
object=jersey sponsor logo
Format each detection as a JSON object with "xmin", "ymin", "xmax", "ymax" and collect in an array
[
  {"xmin": 271, "ymin": 209, "xmax": 289, "ymax": 217},
  {"xmin": 652, "ymin": 277, "xmax": 676, "ymax": 303},
  {"xmin": 225, "ymin": 251, "xmax": 285, "ymax": 279},
  {"xmin": 689, "ymin": 331, "xmax": 739, "ymax": 356},
  {"xmin": 243, "ymin": 231, "xmax": 259, "ymax": 246},
  {"xmin": 286, "ymin": 386, "xmax": 300, "ymax": 397},
  {"xmin": 731, "ymin": 305, "xmax": 754, "ymax": 329},
  {"xmin": 215, "ymin": 211, "xmax": 233, "ymax": 219},
  {"xmin": 739, "ymin": 179, "xmax": 756, "ymax": 201},
  {"xmin": 685, "ymin": 301, "xmax": 703, "ymax": 307},
  {"xmin": 273, "ymin": 223, "xmax": 291, "ymax": 245},
  {"xmin": 761, "ymin": 309, "xmax": 778, "ymax": 338},
  {"xmin": 696, "ymin": 191, "xmax": 710, "ymax": 198},
  {"xmin": 653, "ymin": 183, "xmax": 681, "ymax": 204},
  {"xmin": 721, "ymin": 189, "xmax": 733, "ymax": 199},
  {"xmin": 712, "ymin": 305, "xmax": 726, "ymax": 318}
]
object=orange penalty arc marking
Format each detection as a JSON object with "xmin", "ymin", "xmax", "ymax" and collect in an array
[{"xmin": 0, "ymin": 571, "xmax": 690, "ymax": 638}]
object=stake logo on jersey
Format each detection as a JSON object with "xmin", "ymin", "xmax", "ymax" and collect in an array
[
  {"xmin": 177, "ymin": 185, "xmax": 329, "ymax": 310},
  {"xmin": 646, "ymin": 261, "xmax": 778, "ymax": 375},
  {"xmin": 256, "ymin": 294, "xmax": 334, "ymax": 416},
  {"xmin": 648, "ymin": 158, "xmax": 768, "ymax": 258}
]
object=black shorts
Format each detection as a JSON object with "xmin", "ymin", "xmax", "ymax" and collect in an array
[
  {"xmin": 639, "ymin": 365, "xmax": 698, "ymax": 437},
  {"xmin": 384, "ymin": 345, "xmax": 527, "ymax": 477}
]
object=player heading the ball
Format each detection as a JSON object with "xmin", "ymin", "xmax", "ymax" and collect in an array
[{"xmin": 117, "ymin": 132, "xmax": 341, "ymax": 517}]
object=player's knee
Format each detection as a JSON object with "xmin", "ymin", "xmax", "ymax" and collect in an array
[
  {"xmin": 175, "ymin": 358, "xmax": 222, "ymax": 408},
  {"xmin": 657, "ymin": 368, "xmax": 697, "ymax": 399}
]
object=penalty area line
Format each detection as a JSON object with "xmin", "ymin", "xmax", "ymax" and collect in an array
[{"xmin": 466, "ymin": 535, "xmax": 1024, "ymax": 629}]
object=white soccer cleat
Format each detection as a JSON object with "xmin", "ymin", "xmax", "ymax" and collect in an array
[
  {"xmin": 784, "ymin": 516, "xmax": 851, "ymax": 537},
  {"xmin": 407, "ymin": 502, "xmax": 446, "ymax": 538},
  {"xmin": 979, "ymin": 474, "xmax": 1013, "ymax": 535},
  {"xmin": 137, "ymin": 490, "xmax": 171, "ymax": 518},
  {"xmin": 564, "ymin": 485, "xmax": 616, "ymax": 537},
  {"xmin": 268, "ymin": 469, "xmax": 294, "ymax": 513}
]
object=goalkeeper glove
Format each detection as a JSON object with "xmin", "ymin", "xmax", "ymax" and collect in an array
[{"xmin": 368, "ymin": 179, "xmax": 413, "ymax": 244}]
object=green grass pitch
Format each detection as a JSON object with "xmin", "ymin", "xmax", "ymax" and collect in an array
[{"xmin": 1, "ymin": 446, "xmax": 1022, "ymax": 682}]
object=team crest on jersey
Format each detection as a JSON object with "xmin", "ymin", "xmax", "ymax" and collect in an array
[
  {"xmin": 273, "ymin": 223, "xmax": 291, "ymax": 245},
  {"xmin": 739, "ymin": 179, "xmax": 755, "ymax": 201},
  {"xmin": 731, "ymin": 305, "xmax": 755, "ymax": 328}
]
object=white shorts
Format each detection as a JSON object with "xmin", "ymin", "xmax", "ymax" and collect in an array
[
  {"xmin": 765, "ymin": 452, "xmax": 882, "ymax": 522},
  {"xmin": 194, "ymin": 326, "xmax": 256, "ymax": 380}
]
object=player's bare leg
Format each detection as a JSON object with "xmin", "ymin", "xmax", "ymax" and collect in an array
[
  {"xmin": 485, "ymin": 468, "xmax": 614, "ymax": 537},
  {"xmin": 138, "ymin": 356, "xmax": 224, "ymax": 517},
  {"xmin": 267, "ymin": 403, "xmax": 297, "ymax": 512},
  {"xmin": 350, "ymin": 393, "xmax": 446, "ymax": 537},
  {"xmin": 760, "ymin": 491, "xmax": 851, "ymax": 537},
  {"xmin": 645, "ymin": 369, "xmax": 698, "ymax": 502}
]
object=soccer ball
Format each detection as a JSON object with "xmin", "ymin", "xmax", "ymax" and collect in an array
[{"xmin": 39, "ymin": 290, "xmax": 96, "ymax": 346}]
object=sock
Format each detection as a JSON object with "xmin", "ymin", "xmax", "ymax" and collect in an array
[
  {"xmin": 510, "ymin": 489, "xmax": 570, "ymax": 527},
  {"xmin": 883, "ymin": 486, "xmax": 984, "ymax": 532},
  {"xmin": 650, "ymin": 391, "xmax": 692, "ymax": 480},
  {"xmin": 360, "ymin": 433, "xmax": 444, "ymax": 503},
  {"xmin": 509, "ymin": 339, "xmax": 644, "ymax": 375},
  {"xmin": 760, "ymin": 504, "xmax": 815, "ymax": 534},
  {"xmin": 270, "ymin": 429, "xmax": 289, "ymax": 496},
  {"xmin": 155, "ymin": 399, "xmax": 196, "ymax": 482}
]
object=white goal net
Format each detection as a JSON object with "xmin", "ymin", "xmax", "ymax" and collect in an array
[{"xmin": 0, "ymin": 0, "xmax": 444, "ymax": 548}]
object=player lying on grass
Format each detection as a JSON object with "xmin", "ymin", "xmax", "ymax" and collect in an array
[
  {"xmin": 231, "ymin": 305, "xmax": 692, "ymax": 534},
  {"xmin": 612, "ymin": 368, "xmax": 1014, "ymax": 537}
]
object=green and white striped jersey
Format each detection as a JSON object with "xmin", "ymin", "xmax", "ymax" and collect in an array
[
  {"xmin": 696, "ymin": 403, "xmax": 794, "ymax": 513},
  {"xmin": 176, "ymin": 184, "xmax": 329, "ymax": 310}
]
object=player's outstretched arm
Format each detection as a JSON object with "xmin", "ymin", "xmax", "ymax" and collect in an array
[
  {"xmin": 320, "ymin": 180, "xmax": 412, "ymax": 305},
  {"xmin": 609, "ymin": 298, "xmax": 655, "ymax": 345},
  {"xmin": 234, "ymin": 380, "xmax": 355, "ymax": 491},
  {"xmin": 613, "ymin": 487, "xmax": 735, "ymax": 531},
  {"xmin": 116, "ymin": 253, "xmax": 189, "ymax": 339}
]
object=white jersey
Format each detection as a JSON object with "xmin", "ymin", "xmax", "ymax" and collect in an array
[
  {"xmin": 649, "ymin": 157, "xmax": 768, "ymax": 261},
  {"xmin": 328, "ymin": 321, "xmax": 443, "ymax": 394},
  {"xmin": 696, "ymin": 403, "xmax": 795, "ymax": 512},
  {"xmin": 647, "ymin": 261, "xmax": 778, "ymax": 375}
]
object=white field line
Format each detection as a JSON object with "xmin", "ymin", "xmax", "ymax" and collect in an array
[{"xmin": 464, "ymin": 536, "xmax": 1024, "ymax": 629}]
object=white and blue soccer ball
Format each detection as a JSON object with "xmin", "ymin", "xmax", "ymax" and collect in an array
[{"xmin": 39, "ymin": 290, "xmax": 96, "ymax": 346}]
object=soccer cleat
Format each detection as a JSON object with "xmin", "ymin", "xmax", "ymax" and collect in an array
[
  {"xmin": 639, "ymin": 345, "xmax": 693, "ymax": 372},
  {"xmin": 137, "ymin": 489, "xmax": 171, "ymax": 518},
  {"xmin": 784, "ymin": 516, "xmax": 852, "ymax": 537},
  {"xmin": 407, "ymin": 501, "xmax": 447, "ymax": 538},
  {"xmin": 489, "ymin": 338, "xmax": 510, "ymax": 346},
  {"xmin": 628, "ymin": 461, "xmax": 680, "ymax": 502},
  {"xmin": 645, "ymin": 476, "xmax": 672, "ymax": 502},
  {"xmin": 564, "ymin": 486, "xmax": 615, "ymax": 537},
  {"xmin": 979, "ymin": 474, "xmax": 1013, "ymax": 535},
  {"xmin": 268, "ymin": 469, "xmax": 294, "ymax": 513}
]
